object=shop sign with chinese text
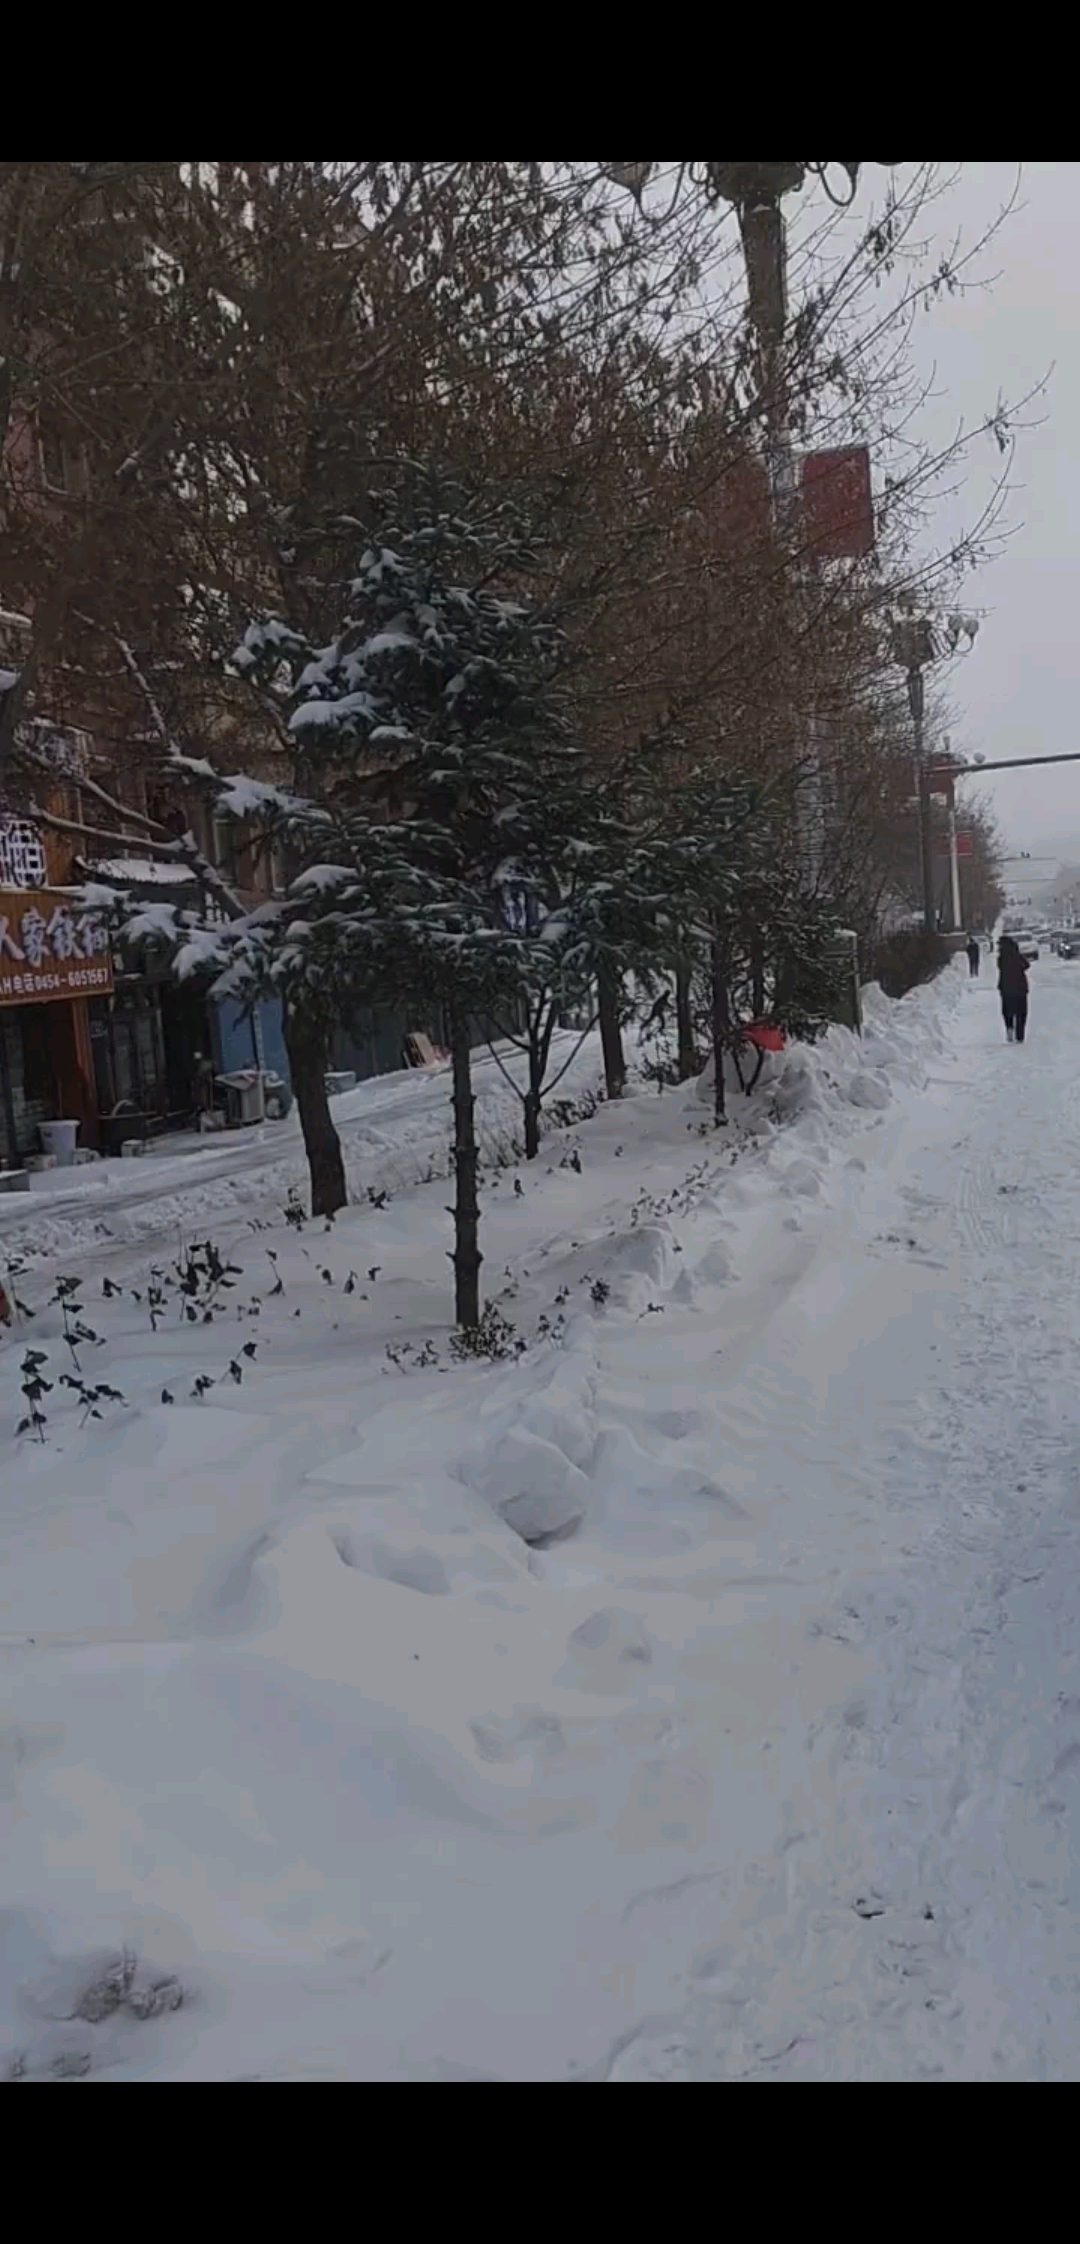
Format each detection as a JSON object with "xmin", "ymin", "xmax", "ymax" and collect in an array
[{"xmin": 0, "ymin": 888, "xmax": 114, "ymax": 1006}]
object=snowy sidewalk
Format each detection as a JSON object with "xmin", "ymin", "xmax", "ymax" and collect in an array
[
  {"xmin": 4, "ymin": 962, "xmax": 1080, "ymax": 2080},
  {"xmin": 600, "ymin": 964, "xmax": 1080, "ymax": 2078}
]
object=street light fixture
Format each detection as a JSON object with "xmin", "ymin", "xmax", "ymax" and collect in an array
[
  {"xmin": 602, "ymin": 162, "xmax": 897, "ymax": 895},
  {"xmin": 602, "ymin": 162, "xmax": 894, "ymax": 407}
]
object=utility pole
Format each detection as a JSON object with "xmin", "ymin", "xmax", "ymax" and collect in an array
[
  {"xmin": 891, "ymin": 616, "xmax": 937, "ymax": 933},
  {"xmin": 910, "ymin": 668, "xmax": 937, "ymax": 933},
  {"xmin": 706, "ymin": 166, "xmax": 821, "ymax": 882},
  {"xmin": 707, "ymin": 167, "xmax": 802, "ymax": 503},
  {"xmin": 947, "ymin": 794, "xmax": 963, "ymax": 930},
  {"xmin": 940, "ymin": 732, "xmax": 963, "ymax": 932},
  {"xmin": 602, "ymin": 164, "xmax": 895, "ymax": 895}
]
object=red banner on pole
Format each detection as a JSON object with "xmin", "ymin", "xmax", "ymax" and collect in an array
[{"xmin": 800, "ymin": 447, "xmax": 875, "ymax": 560}]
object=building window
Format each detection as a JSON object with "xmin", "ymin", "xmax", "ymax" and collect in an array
[
  {"xmin": 211, "ymin": 812, "xmax": 236, "ymax": 879},
  {"xmin": 25, "ymin": 719, "xmax": 90, "ymax": 780},
  {"xmin": 212, "ymin": 812, "xmax": 255, "ymax": 886},
  {"xmin": 0, "ymin": 817, "xmax": 47, "ymax": 889},
  {"xmin": 146, "ymin": 787, "xmax": 186, "ymax": 839}
]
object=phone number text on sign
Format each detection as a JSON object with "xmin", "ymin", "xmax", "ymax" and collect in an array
[{"xmin": 0, "ymin": 893, "xmax": 114, "ymax": 1005}]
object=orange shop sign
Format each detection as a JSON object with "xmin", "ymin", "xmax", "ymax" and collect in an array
[{"xmin": 0, "ymin": 888, "xmax": 114, "ymax": 1006}]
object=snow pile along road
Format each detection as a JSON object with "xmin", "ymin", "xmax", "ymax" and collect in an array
[{"xmin": 5, "ymin": 956, "xmax": 1080, "ymax": 2081}]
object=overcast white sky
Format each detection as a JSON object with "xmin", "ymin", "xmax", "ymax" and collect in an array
[{"xmin": 877, "ymin": 164, "xmax": 1080, "ymax": 875}]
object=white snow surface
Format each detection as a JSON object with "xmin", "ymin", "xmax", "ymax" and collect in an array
[
  {"xmin": 88, "ymin": 860, "xmax": 193, "ymax": 887},
  {"xmin": 4, "ymin": 960, "xmax": 1080, "ymax": 2081}
]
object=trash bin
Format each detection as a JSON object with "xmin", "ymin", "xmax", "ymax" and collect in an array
[{"xmin": 39, "ymin": 1119, "xmax": 79, "ymax": 1167}]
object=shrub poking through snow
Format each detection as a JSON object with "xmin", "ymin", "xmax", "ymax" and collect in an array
[
  {"xmin": 448, "ymin": 1304, "xmax": 526, "ymax": 1364},
  {"xmin": 16, "ymin": 1349, "xmax": 51, "ymax": 1440},
  {"xmin": 51, "ymin": 1273, "xmax": 105, "ymax": 1365}
]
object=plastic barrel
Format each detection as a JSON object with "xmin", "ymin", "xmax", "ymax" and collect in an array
[{"xmin": 39, "ymin": 1119, "xmax": 79, "ymax": 1167}]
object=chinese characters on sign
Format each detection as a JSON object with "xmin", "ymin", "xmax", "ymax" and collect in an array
[
  {"xmin": 0, "ymin": 817, "xmax": 48, "ymax": 890},
  {"xmin": 0, "ymin": 889, "xmax": 114, "ymax": 1007}
]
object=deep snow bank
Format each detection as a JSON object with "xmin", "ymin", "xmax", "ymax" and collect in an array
[{"xmin": 0, "ymin": 964, "xmax": 967, "ymax": 2081}]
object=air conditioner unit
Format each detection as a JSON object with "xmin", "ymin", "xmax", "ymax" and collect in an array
[{"xmin": 25, "ymin": 718, "xmax": 92, "ymax": 778}]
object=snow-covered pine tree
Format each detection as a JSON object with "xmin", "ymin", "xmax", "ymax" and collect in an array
[
  {"xmin": 89, "ymin": 473, "xmax": 707, "ymax": 1308},
  {"xmin": 229, "ymin": 473, "xmax": 594, "ymax": 1324}
]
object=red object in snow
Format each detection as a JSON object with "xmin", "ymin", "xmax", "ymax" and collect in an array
[{"xmin": 743, "ymin": 1022, "xmax": 786, "ymax": 1052}]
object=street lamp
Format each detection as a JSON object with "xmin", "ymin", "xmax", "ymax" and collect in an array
[
  {"xmin": 603, "ymin": 162, "xmax": 896, "ymax": 893},
  {"xmin": 702, "ymin": 166, "xmax": 892, "ymax": 883},
  {"xmin": 602, "ymin": 165, "xmax": 891, "ymax": 504},
  {"xmin": 890, "ymin": 608, "xmax": 979, "ymax": 933},
  {"xmin": 602, "ymin": 163, "xmax": 893, "ymax": 461},
  {"xmin": 891, "ymin": 614, "xmax": 938, "ymax": 933}
]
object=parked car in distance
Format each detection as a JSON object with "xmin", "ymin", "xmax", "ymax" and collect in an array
[{"xmin": 1058, "ymin": 935, "xmax": 1080, "ymax": 961}]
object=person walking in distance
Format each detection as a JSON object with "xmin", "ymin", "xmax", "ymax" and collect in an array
[
  {"xmin": 966, "ymin": 935, "xmax": 981, "ymax": 978},
  {"xmin": 997, "ymin": 934, "xmax": 1034, "ymax": 1043}
]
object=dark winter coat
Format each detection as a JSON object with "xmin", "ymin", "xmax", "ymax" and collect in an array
[{"xmin": 998, "ymin": 942, "xmax": 1031, "ymax": 997}]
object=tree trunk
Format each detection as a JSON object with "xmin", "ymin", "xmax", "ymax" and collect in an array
[
  {"xmin": 675, "ymin": 955, "xmax": 696, "ymax": 1080},
  {"xmin": 597, "ymin": 966, "xmax": 626, "ymax": 1100},
  {"xmin": 710, "ymin": 935, "xmax": 729, "ymax": 1126},
  {"xmin": 524, "ymin": 1086, "xmax": 541, "ymax": 1160},
  {"xmin": 750, "ymin": 933, "xmax": 766, "ymax": 1020},
  {"xmin": 283, "ymin": 1002, "xmax": 347, "ymax": 1217},
  {"xmin": 449, "ymin": 1001, "xmax": 482, "ymax": 1327},
  {"xmin": 523, "ymin": 1001, "xmax": 556, "ymax": 1159}
]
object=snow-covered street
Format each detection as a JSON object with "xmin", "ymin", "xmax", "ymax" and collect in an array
[{"xmin": 4, "ymin": 958, "xmax": 1080, "ymax": 2080}]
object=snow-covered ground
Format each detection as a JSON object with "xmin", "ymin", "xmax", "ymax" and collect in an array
[
  {"xmin": 4, "ymin": 957, "xmax": 1080, "ymax": 2081},
  {"xmin": 0, "ymin": 1033, "xmax": 601, "ymax": 1271}
]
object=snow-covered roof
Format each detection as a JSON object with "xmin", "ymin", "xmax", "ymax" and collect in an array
[{"xmin": 87, "ymin": 858, "xmax": 192, "ymax": 887}]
